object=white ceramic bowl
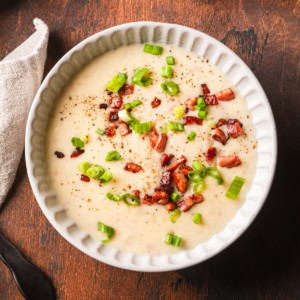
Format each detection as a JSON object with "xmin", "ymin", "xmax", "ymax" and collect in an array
[{"xmin": 25, "ymin": 22, "xmax": 277, "ymax": 272}]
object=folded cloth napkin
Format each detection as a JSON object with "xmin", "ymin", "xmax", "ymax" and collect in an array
[{"xmin": 0, "ymin": 18, "xmax": 49, "ymax": 207}]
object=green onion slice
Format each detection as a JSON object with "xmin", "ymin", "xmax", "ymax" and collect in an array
[
  {"xmin": 97, "ymin": 221, "xmax": 115, "ymax": 243},
  {"xmin": 118, "ymin": 109, "xmax": 133, "ymax": 123},
  {"xmin": 207, "ymin": 167, "xmax": 224, "ymax": 185},
  {"xmin": 105, "ymin": 151, "xmax": 122, "ymax": 162},
  {"xmin": 85, "ymin": 165, "xmax": 105, "ymax": 179},
  {"xmin": 132, "ymin": 68, "xmax": 152, "ymax": 87},
  {"xmin": 99, "ymin": 171, "xmax": 113, "ymax": 183},
  {"xmin": 164, "ymin": 233, "xmax": 183, "ymax": 247},
  {"xmin": 187, "ymin": 131, "xmax": 196, "ymax": 142},
  {"xmin": 71, "ymin": 137, "xmax": 84, "ymax": 148},
  {"xmin": 188, "ymin": 171, "xmax": 203, "ymax": 183},
  {"xmin": 192, "ymin": 180, "xmax": 206, "ymax": 194},
  {"xmin": 161, "ymin": 65, "xmax": 173, "ymax": 78},
  {"xmin": 194, "ymin": 97, "xmax": 208, "ymax": 120},
  {"xmin": 161, "ymin": 81, "xmax": 180, "ymax": 96},
  {"xmin": 192, "ymin": 160, "xmax": 207, "ymax": 177},
  {"xmin": 124, "ymin": 100, "xmax": 142, "ymax": 111},
  {"xmin": 170, "ymin": 209, "xmax": 181, "ymax": 224},
  {"xmin": 171, "ymin": 192, "xmax": 181, "ymax": 203},
  {"xmin": 167, "ymin": 121, "xmax": 184, "ymax": 132},
  {"xmin": 78, "ymin": 162, "xmax": 91, "ymax": 174},
  {"xmin": 106, "ymin": 72, "xmax": 127, "ymax": 92},
  {"xmin": 106, "ymin": 192, "xmax": 122, "ymax": 202},
  {"xmin": 96, "ymin": 129, "xmax": 105, "ymax": 136},
  {"xmin": 193, "ymin": 213, "xmax": 203, "ymax": 224},
  {"xmin": 198, "ymin": 110, "xmax": 208, "ymax": 119},
  {"xmin": 174, "ymin": 106, "xmax": 184, "ymax": 120},
  {"xmin": 226, "ymin": 176, "xmax": 246, "ymax": 199},
  {"xmin": 166, "ymin": 56, "xmax": 175, "ymax": 65},
  {"xmin": 129, "ymin": 120, "xmax": 152, "ymax": 134},
  {"xmin": 143, "ymin": 44, "xmax": 163, "ymax": 55},
  {"xmin": 121, "ymin": 193, "xmax": 140, "ymax": 207}
]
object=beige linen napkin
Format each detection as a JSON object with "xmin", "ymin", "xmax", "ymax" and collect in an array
[{"xmin": 0, "ymin": 18, "xmax": 49, "ymax": 206}]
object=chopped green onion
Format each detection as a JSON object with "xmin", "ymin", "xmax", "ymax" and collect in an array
[
  {"xmin": 164, "ymin": 233, "xmax": 182, "ymax": 247},
  {"xmin": 121, "ymin": 193, "xmax": 140, "ymax": 207},
  {"xmin": 105, "ymin": 151, "xmax": 122, "ymax": 162},
  {"xmin": 167, "ymin": 121, "xmax": 184, "ymax": 132},
  {"xmin": 198, "ymin": 110, "xmax": 208, "ymax": 119},
  {"xmin": 71, "ymin": 137, "xmax": 84, "ymax": 148},
  {"xmin": 161, "ymin": 81, "xmax": 180, "ymax": 96},
  {"xmin": 207, "ymin": 167, "xmax": 224, "ymax": 185},
  {"xmin": 160, "ymin": 127, "xmax": 167, "ymax": 133},
  {"xmin": 132, "ymin": 68, "xmax": 152, "ymax": 87},
  {"xmin": 124, "ymin": 100, "xmax": 142, "ymax": 111},
  {"xmin": 78, "ymin": 162, "xmax": 91, "ymax": 174},
  {"xmin": 170, "ymin": 209, "xmax": 181, "ymax": 224},
  {"xmin": 99, "ymin": 171, "xmax": 113, "ymax": 183},
  {"xmin": 97, "ymin": 221, "xmax": 115, "ymax": 243},
  {"xmin": 171, "ymin": 192, "xmax": 181, "ymax": 203},
  {"xmin": 192, "ymin": 180, "xmax": 206, "ymax": 194},
  {"xmin": 86, "ymin": 165, "xmax": 105, "ymax": 179},
  {"xmin": 188, "ymin": 171, "xmax": 202, "ymax": 183},
  {"xmin": 166, "ymin": 56, "xmax": 175, "ymax": 65},
  {"xmin": 193, "ymin": 213, "xmax": 203, "ymax": 224},
  {"xmin": 192, "ymin": 160, "xmax": 207, "ymax": 177},
  {"xmin": 226, "ymin": 176, "xmax": 246, "ymax": 200},
  {"xmin": 129, "ymin": 120, "xmax": 152, "ymax": 134},
  {"xmin": 106, "ymin": 192, "xmax": 122, "ymax": 202},
  {"xmin": 143, "ymin": 44, "xmax": 163, "ymax": 55},
  {"xmin": 161, "ymin": 65, "xmax": 173, "ymax": 78},
  {"xmin": 194, "ymin": 97, "xmax": 208, "ymax": 120},
  {"xmin": 174, "ymin": 106, "xmax": 185, "ymax": 120},
  {"xmin": 187, "ymin": 131, "xmax": 196, "ymax": 142},
  {"xmin": 106, "ymin": 72, "xmax": 127, "ymax": 92},
  {"xmin": 118, "ymin": 109, "xmax": 133, "ymax": 123},
  {"xmin": 80, "ymin": 135, "xmax": 89, "ymax": 144},
  {"xmin": 96, "ymin": 128, "xmax": 105, "ymax": 136}
]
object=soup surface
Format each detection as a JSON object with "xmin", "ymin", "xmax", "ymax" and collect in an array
[{"xmin": 46, "ymin": 44, "xmax": 257, "ymax": 255}]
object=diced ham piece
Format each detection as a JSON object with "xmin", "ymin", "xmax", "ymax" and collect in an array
[
  {"xmin": 109, "ymin": 95, "xmax": 123, "ymax": 109},
  {"xmin": 212, "ymin": 128, "xmax": 227, "ymax": 145},
  {"xmin": 70, "ymin": 148, "xmax": 84, "ymax": 158},
  {"xmin": 109, "ymin": 111, "xmax": 119, "ymax": 122},
  {"xmin": 206, "ymin": 147, "xmax": 217, "ymax": 162},
  {"xmin": 132, "ymin": 190, "xmax": 141, "ymax": 199},
  {"xmin": 152, "ymin": 188, "xmax": 169, "ymax": 204},
  {"xmin": 192, "ymin": 194, "xmax": 204, "ymax": 204},
  {"xmin": 151, "ymin": 97, "xmax": 161, "ymax": 108},
  {"xmin": 204, "ymin": 94, "xmax": 218, "ymax": 106},
  {"xmin": 216, "ymin": 118, "xmax": 228, "ymax": 127},
  {"xmin": 227, "ymin": 119, "xmax": 244, "ymax": 138},
  {"xmin": 165, "ymin": 202, "xmax": 177, "ymax": 211},
  {"xmin": 143, "ymin": 194, "xmax": 154, "ymax": 205},
  {"xmin": 184, "ymin": 116, "xmax": 203, "ymax": 125},
  {"xmin": 185, "ymin": 97, "xmax": 197, "ymax": 111},
  {"xmin": 80, "ymin": 174, "xmax": 90, "ymax": 182},
  {"xmin": 217, "ymin": 88, "xmax": 235, "ymax": 101},
  {"xmin": 124, "ymin": 163, "xmax": 143, "ymax": 173},
  {"xmin": 179, "ymin": 165, "xmax": 193, "ymax": 176},
  {"xmin": 148, "ymin": 128, "xmax": 168, "ymax": 153},
  {"xmin": 178, "ymin": 194, "xmax": 204, "ymax": 212},
  {"xmin": 118, "ymin": 122, "xmax": 132, "ymax": 136},
  {"xmin": 172, "ymin": 172, "xmax": 188, "ymax": 193},
  {"xmin": 166, "ymin": 155, "xmax": 187, "ymax": 172},
  {"xmin": 201, "ymin": 83, "xmax": 210, "ymax": 95},
  {"xmin": 160, "ymin": 171, "xmax": 172, "ymax": 187},
  {"xmin": 118, "ymin": 84, "xmax": 134, "ymax": 95},
  {"xmin": 105, "ymin": 126, "xmax": 116, "ymax": 137},
  {"xmin": 160, "ymin": 153, "xmax": 174, "ymax": 167},
  {"xmin": 219, "ymin": 155, "xmax": 241, "ymax": 168}
]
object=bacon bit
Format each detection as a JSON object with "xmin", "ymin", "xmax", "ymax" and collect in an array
[
  {"xmin": 80, "ymin": 174, "xmax": 90, "ymax": 182},
  {"xmin": 184, "ymin": 116, "xmax": 203, "ymax": 125},
  {"xmin": 179, "ymin": 165, "xmax": 193, "ymax": 176},
  {"xmin": 204, "ymin": 94, "xmax": 218, "ymax": 106},
  {"xmin": 132, "ymin": 190, "xmax": 141, "ymax": 199},
  {"xmin": 219, "ymin": 155, "xmax": 241, "ymax": 168},
  {"xmin": 216, "ymin": 118, "xmax": 228, "ymax": 127},
  {"xmin": 99, "ymin": 103, "xmax": 108, "ymax": 110},
  {"xmin": 172, "ymin": 172, "xmax": 188, "ymax": 193},
  {"xmin": 160, "ymin": 171, "xmax": 172, "ymax": 187},
  {"xmin": 109, "ymin": 111, "xmax": 119, "ymax": 122},
  {"xmin": 118, "ymin": 84, "xmax": 134, "ymax": 95},
  {"xmin": 212, "ymin": 128, "xmax": 227, "ymax": 145},
  {"xmin": 148, "ymin": 128, "xmax": 158, "ymax": 148},
  {"xmin": 201, "ymin": 83, "xmax": 210, "ymax": 94},
  {"xmin": 166, "ymin": 155, "xmax": 187, "ymax": 172},
  {"xmin": 124, "ymin": 163, "xmax": 143, "ymax": 173},
  {"xmin": 206, "ymin": 147, "xmax": 217, "ymax": 162},
  {"xmin": 192, "ymin": 194, "xmax": 204, "ymax": 203},
  {"xmin": 185, "ymin": 97, "xmax": 197, "ymax": 111},
  {"xmin": 109, "ymin": 95, "xmax": 123, "ymax": 109},
  {"xmin": 160, "ymin": 153, "xmax": 174, "ymax": 167},
  {"xmin": 227, "ymin": 119, "xmax": 244, "ymax": 138},
  {"xmin": 54, "ymin": 151, "xmax": 65, "ymax": 158},
  {"xmin": 105, "ymin": 126, "xmax": 116, "ymax": 137},
  {"xmin": 118, "ymin": 121, "xmax": 132, "ymax": 136},
  {"xmin": 148, "ymin": 128, "xmax": 168, "ymax": 153},
  {"xmin": 217, "ymin": 88, "xmax": 235, "ymax": 101},
  {"xmin": 151, "ymin": 97, "xmax": 161, "ymax": 108},
  {"xmin": 70, "ymin": 148, "xmax": 84, "ymax": 158},
  {"xmin": 165, "ymin": 202, "xmax": 177, "ymax": 211},
  {"xmin": 143, "ymin": 194, "xmax": 154, "ymax": 205},
  {"xmin": 152, "ymin": 188, "xmax": 169, "ymax": 204},
  {"xmin": 177, "ymin": 195, "xmax": 194, "ymax": 212}
]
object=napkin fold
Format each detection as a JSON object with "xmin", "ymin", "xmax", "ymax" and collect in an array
[{"xmin": 0, "ymin": 18, "xmax": 49, "ymax": 207}]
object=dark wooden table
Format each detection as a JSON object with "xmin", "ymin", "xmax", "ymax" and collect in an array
[{"xmin": 0, "ymin": 1, "xmax": 299, "ymax": 299}]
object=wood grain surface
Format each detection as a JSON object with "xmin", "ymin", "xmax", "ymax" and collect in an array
[{"xmin": 0, "ymin": 1, "xmax": 299, "ymax": 299}]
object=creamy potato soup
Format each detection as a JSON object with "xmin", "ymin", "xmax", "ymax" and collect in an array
[{"xmin": 46, "ymin": 44, "xmax": 257, "ymax": 255}]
